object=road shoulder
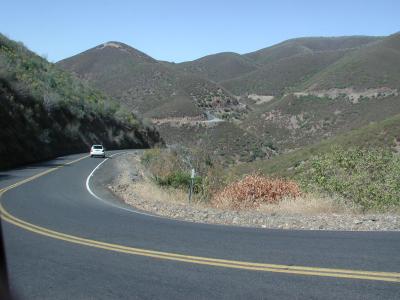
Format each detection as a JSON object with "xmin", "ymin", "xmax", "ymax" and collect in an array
[{"xmin": 101, "ymin": 153, "xmax": 400, "ymax": 231}]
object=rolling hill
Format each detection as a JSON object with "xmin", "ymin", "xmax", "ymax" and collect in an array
[
  {"xmin": 173, "ymin": 52, "xmax": 259, "ymax": 82},
  {"xmin": 302, "ymin": 32, "xmax": 400, "ymax": 90},
  {"xmin": 244, "ymin": 36, "xmax": 382, "ymax": 66},
  {"xmin": 57, "ymin": 41, "xmax": 271, "ymax": 163},
  {"xmin": 220, "ymin": 36, "xmax": 383, "ymax": 96},
  {"xmin": 233, "ymin": 34, "xmax": 400, "ymax": 152},
  {"xmin": 173, "ymin": 36, "xmax": 382, "ymax": 97},
  {"xmin": 56, "ymin": 33, "xmax": 400, "ymax": 161},
  {"xmin": 57, "ymin": 42, "xmax": 243, "ymax": 119},
  {"xmin": 220, "ymin": 49, "xmax": 348, "ymax": 96}
]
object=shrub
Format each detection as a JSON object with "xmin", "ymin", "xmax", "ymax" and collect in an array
[
  {"xmin": 299, "ymin": 147, "xmax": 400, "ymax": 211},
  {"xmin": 155, "ymin": 171, "xmax": 202, "ymax": 192},
  {"xmin": 141, "ymin": 148, "xmax": 226, "ymax": 199},
  {"xmin": 212, "ymin": 174, "xmax": 301, "ymax": 210}
]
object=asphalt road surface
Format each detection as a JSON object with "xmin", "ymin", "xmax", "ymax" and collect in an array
[{"xmin": 0, "ymin": 151, "xmax": 399, "ymax": 299}]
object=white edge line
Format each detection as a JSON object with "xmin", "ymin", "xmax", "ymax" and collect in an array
[{"xmin": 85, "ymin": 152, "xmax": 160, "ymax": 218}]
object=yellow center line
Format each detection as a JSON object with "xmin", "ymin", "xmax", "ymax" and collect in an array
[{"xmin": 0, "ymin": 154, "xmax": 399, "ymax": 283}]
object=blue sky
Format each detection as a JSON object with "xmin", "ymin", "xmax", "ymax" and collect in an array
[{"xmin": 1, "ymin": 0, "xmax": 399, "ymax": 62}]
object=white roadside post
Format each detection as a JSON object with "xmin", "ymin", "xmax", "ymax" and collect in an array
[{"xmin": 189, "ymin": 168, "xmax": 195, "ymax": 203}]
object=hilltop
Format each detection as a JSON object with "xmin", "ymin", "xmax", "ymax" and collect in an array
[
  {"xmin": 57, "ymin": 42, "xmax": 243, "ymax": 120},
  {"xmin": 175, "ymin": 36, "xmax": 382, "ymax": 96},
  {"xmin": 172, "ymin": 52, "xmax": 259, "ymax": 82},
  {"xmin": 302, "ymin": 33, "xmax": 400, "ymax": 90},
  {"xmin": 244, "ymin": 36, "xmax": 382, "ymax": 66},
  {"xmin": 221, "ymin": 49, "xmax": 348, "ymax": 96}
]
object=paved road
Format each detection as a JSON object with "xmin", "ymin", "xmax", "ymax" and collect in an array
[{"xmin": 0, "ymin": 151, "xmax": 399, "ymax": 299}]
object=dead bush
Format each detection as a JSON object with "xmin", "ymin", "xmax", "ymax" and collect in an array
[{"xmin": 212, "ymin": 174, "xmax": 301, "ymax": 210}]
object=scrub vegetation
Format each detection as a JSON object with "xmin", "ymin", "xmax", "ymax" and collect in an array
[
  {"xmin": 299, "ymin": 147, "xmax": 400, "ymax": 211},
  {"xmin": 234, "ymin": 115, "xmax": 400, "ymax": 212},
  {"xmin": 141, "ymin": 135, "xmax": 400, "ymax": 213},
  {"xmin": 139, "ymin": 149, "xmax": 317, "ymax": 212},
  {"xmin": 0, "ymin": 34, "xmax": 163, "ymax": 169}
]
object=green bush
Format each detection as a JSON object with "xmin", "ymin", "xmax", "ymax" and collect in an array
[
  {"xmin": 299, "ymin": 147, "xmax": 400, "ymax": 211},
  {"xmin": 155, "ymin": 171, "xmax": 202, "ymax": 193}
]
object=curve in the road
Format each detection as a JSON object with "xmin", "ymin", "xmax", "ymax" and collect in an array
[{"xmin": 0, "ymin": 154, "xmax": 399, "ymax": 283}]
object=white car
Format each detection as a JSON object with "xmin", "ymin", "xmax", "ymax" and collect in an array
[{"xmin": 90, "ymin": 145, "xmax": 106, "ymax": 158}]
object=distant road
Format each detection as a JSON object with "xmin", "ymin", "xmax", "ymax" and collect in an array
[{"xmin": 0, "ymin": 152, "xmax": 399, "ymax": 299}]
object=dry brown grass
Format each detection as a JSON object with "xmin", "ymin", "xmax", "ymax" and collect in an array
[
  {"xmin": 128, "ymin": 179, "xmax": 347, "ymax": 215},
  {"xmin": 212, "ymin": 174, "xmax": 301, "ymax": 210},
  {"xmin": 258, "ymin": 194, "xmax": 349, "ymax": 215},
  {"xmin": 115, "ymin": 158, "xmax": 358, "ymax": 215},
  {"xmin": 128, "ymin": 180, "xmax": 188, "ymax": 204}
]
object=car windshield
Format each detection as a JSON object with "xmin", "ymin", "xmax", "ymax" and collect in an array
[{"xmin": 93, "ymin": 145, "xmax": 103, "ymax": 149}]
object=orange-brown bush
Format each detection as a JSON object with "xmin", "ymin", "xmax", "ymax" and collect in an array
[{"xmin": 212, "ymin": 174, "xmax": 301, "ymax": 210}]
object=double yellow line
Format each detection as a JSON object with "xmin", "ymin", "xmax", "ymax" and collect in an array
[{"xmin": 0, "ymin": 155, "xmax": 399, "ymax": 283}]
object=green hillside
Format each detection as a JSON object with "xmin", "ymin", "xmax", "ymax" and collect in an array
[
  {"xmin": 175, "ymin": 52, "xmax": 259, "ymax": 82},
  {"xmin": 244, "ymin": 36, "xmax": 382, "ymax": 66},
  {"xmin": 232, "ymin": 34, "xmax": 400, "ymax": 151},
  {"xmin": 176, "ymin": 36, "xmax": 382, "ymax": 97},
  {"xmin": 236, "ymin": 112, "xmax": 400, "ymax": 177},
  {"xmin": 156, "ymin": 121, "xmax": 274, "ymax": 164},
  {"xmin": 303, "ymin": 33, "xmax": 400, "ymax": 90},
  {"xmin": 0, "ymin": 35, "xmax": 162, "ymax": 169},
  {"xmin": 221, "ymin": 50, "xmax": 348, "ymax": 96},
  {"xmin": 240, "ymin": 91, "xmax": 400, "ymax": 151}
]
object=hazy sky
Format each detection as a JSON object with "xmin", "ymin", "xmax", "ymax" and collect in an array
[{"xmin": 1, "ymin": 0, "xmax": 399, "ymax": 62}]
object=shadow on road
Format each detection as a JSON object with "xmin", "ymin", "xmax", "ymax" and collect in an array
[
  {"xmin": 0, "ymin": 175, "xmax": 15, "ymax": 182},
  {"xmin": 2, "ymin": 157, "xmax": 72, "ymax": 172}
]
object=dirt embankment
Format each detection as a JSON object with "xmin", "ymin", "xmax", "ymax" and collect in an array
[{"xmin": 108, "ymin": 153, "xmax": 400, "ymax": 231}]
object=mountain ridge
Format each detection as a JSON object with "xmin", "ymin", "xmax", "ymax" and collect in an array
[
  {"xmin": 57, "ymin": 41, "xmax": 242, "ymax": 119},
  {"xmin": 56, "ymin": 33, "xmax": 400, "ymax": 159}
]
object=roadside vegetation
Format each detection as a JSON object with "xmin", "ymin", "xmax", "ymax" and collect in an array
[
  {"xmin": 140, "ymin": 147, "xmax": 226, "ymax": 202},
  {"xmin": 140, "ymin": 132, "xmax": 400, "ymax": 213},
  {"xmin": 299, "ymin": 147, "xmax": 400, "ymax": 211},
  {"xmin": 212, "ymin": 175, "xmax": 301, "ymax": 210},
  {"xmin": 0, "ymin": 34, "xmax": 163, "ymax": 168},
  {"xmin": 139, "ymin": 148, "xmax": 326, "ymax": 213}
]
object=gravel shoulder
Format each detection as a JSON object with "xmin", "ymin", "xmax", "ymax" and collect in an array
[{"xmin": 108, "ymin": 152, "xmax": 400, "ymax": 231}]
